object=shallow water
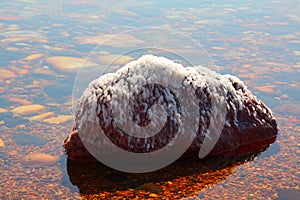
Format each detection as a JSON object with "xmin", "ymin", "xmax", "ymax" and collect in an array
[{"xmin": 0, "ymin": 0, "xmax": 299, "ymax": 199}]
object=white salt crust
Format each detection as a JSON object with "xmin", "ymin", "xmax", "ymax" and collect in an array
[{"xmin": 75, "ymin": 55, "xmax": 249, "ymax": 148}]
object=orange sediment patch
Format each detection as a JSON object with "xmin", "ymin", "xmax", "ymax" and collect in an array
[
  {"xmin": 283, "ymin": 68, "xmax": 295, "ymax": 73},
  {"xmin": 45, "ymin": 56, "xmax": 97, "ymax": 72},
  {"xmin": 0, "ymin": 69, "xmax": 17, "ymax": 79},
  {"xmin": 29, "ymin": 112, "xmax": 54, "ymax": 121},
  {"xmin": 24, "ymin": 54, "xmax": 44, "ymax": 61},
  {"xmin": 12, "ymin": 104, "xmax": 46, "ymax": 115},
  {"xmin": 32, "ymin": 80, "xmax": 40, "ymax": 85},
  {"xmin": 1, "ymin": 36, "xmax": 31, "ymax": 43},
  {"xmin": 254, "ymin": 85, "xmax": 276, "ymax": 94},
  {"xmin": 272, "ymin": 68, "xmax": 281, "ymax": 73},
  {"xmin": 242, "ymin": 64, "xmax": 251, "ymax": 68},
  {"xmin": 9, "ymin": 97, "xmax": 32, "ymax": 105},
  {"xmin": 274, "ymin": 104, "xmax": 300, "ymax": 116},
  {"xmin": 43, "ymin": 115, "xmax": 73, "ymax": 124},
  {"xmin": 266, "ymin": 21, "xmax": 289, "ymax": 26},
  {"xmin": 22, "ymin": 153, "xmax": 59, "ymax": 166},
  {"xmin": 0, "ymin": 138, "xmax": 5, "ymax": 147},
  {"xmin": 0, "ymin": 16, "xmax": 21, "ymax": 21},
  {"xmin": 17, "ymin": 69, "xmax": 29, "ymax": 75},
  {"xmin": 23, "ymin": 65, "xmax": 33, "ymax": 69},
  {"xmin": 237, "ymin": 47, "xmax": 247, "ymax": 51},
  {"xmin": 0, "ymin": 108, "xmax": 9, "ymax": 113}
]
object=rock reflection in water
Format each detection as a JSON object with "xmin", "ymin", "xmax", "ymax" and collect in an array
[{"xmin": 65, "ymin": 141, "xmax": 276, "ymax": 198}]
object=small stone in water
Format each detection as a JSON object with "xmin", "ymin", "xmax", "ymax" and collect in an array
[
  {"xmin": 33, "ymin": 67, "xmax": 57, "ymax": 76},
  {"xmin": 24, "ymin": 53, "xmax": 44, "ymax": 61},
  {"xmin": 0, "ymin": 138, "xmax": 5, "ymax": 147},
  {"xmin": 0, "ymin": 108, "xmax": 8, "ymax": 113},
  {"xmin": 9, "ymin": 97, "xmax": 31, "ymax": 105},
  {"xmin": 29, "ymin": 112, "xmax": 54, "ymax": 121},
  {"xmin": 17, "ymin": 69, "xmax": 29, "ymax": 75},
  {"xmin": 45, "ymin": 56, "xmax": 97, "ymax": 72},
  {"xmin": 43, "ymin": 115, "xmax": 73, "ymax": 124},
  {"xmin": 136, "ymin": 183, "xmax": 162, "ymax": 194},
  {"xmin": 149, "ymin": 193, "xmax": 158, "ymax": 198},
  {"xmin": 22, "ymin": 153, "xmax": 59, "ymax": 166},
  {"xmin": 12, "ymin": 104, "xmax": 46, "ymax": 115},
  {"xmin": 254, "ymin": 85, "xmax": 276, "ymax": 94},
  {"xmin": 0, "ymin": 69, "xmax": 16, "ymax": 79}
]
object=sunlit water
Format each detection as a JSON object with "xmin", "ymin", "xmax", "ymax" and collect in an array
[{"xmin": 0, "ymin": 0, "xmax": 299, "ymax": 199}]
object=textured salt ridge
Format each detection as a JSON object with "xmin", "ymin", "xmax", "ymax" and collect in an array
[
  {"xmin": 68, "ymin": 54, "xmax": 277, "ymax": 161},
  {"xmin": 75, "ymin": 55, "xmax": 233, "ymax": 149}
]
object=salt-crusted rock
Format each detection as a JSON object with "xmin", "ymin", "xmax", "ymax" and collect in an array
[{"xmin": 64, "ymin": 55, "xmax": 278, "ymax": 163}]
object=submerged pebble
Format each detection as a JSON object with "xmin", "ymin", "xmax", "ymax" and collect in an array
[
  {"xmin": 43, "ymin": 115, "xmax": 73, "ymax": 124},
  {"xmin": 275, "ymin": 104, "xmax": 300, "ymax": 116},
  {"xmin": 22, "ymin": 153, "xmax": 59, "ymax": 166},
  {"xmin": 33, "ymin": 67, "xmax": 58, "ymax": 76},
  {"xmin": 24, "ymin": 53, "xmax": 44, "ymax": 61},
  {"xmin": 12, "ymin": 104, "xmax": 46, "ymax": 115},
  {"xmin": 29, "ymin": 112, "xmax": 54, "ymax": 121},
  {"xmin": 0, "ymin": 108, "xmax": 9, "ymax": 113},
  {"xmin": 254, "ymin": 85, "xmax": 277, "ymax": 94},
  {"xmin": 136, "ymin": 183, "xmax": 162, "ymax": 194},
  {"xmin": 0, "ymin": 138, "xmax": 5, "ymax": 147},
  {"xmin": 45, "ymin": 56, "xmax": 97, "ymax": 72},
  {"xmin": 0, "ymin": 69, "xmax": 16, "ymax": 79},
  {"xmin": 9, "ymin": 97, "xmax": 32, "ymax": 105}
]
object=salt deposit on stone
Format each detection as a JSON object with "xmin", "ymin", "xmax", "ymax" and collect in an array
[
  {"xmin": 65, "ymin": 55, "xmax": 278, "ymax": 172},
  {"xmin": 75, "ymin": 55, "xmax": 247, "ymax": 154}
]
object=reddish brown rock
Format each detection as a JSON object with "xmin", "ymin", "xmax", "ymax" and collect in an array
[
  {"xmin": 64, "ymin": 127, "xmax": 98, "ymax": 162},
  {"xmin": 189, "ymin": 76, "xmax": 278, "ymax": 157},
  {"xmin": 64, "ymin": 84, "xmax": 277, "ymax": 162},
  {"xmin": 64, "ymin": 55, "xmax": 278, "ymax": 163}
]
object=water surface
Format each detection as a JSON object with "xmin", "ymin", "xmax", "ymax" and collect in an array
[{"xmin": 0, "ymin": 0, "xmax": 299, "ymax": 199}]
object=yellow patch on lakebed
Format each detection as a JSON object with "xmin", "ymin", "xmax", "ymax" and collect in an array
[
  {"xmin": 43, "ymin": 115, "xmax": 73, "ymax": 124},
  {"xmin": 24, "ymin": 53, "xmax": 44, "ymax": 61},
  {"xmin": 22, "ymin": 153, "xmax": 59, "ymax": 166},
  {"xmin": 254, "ymin": 85, "xmax": 277, "ymax": 94},
  {"xmin": 0, "ymin": 69, "xmax": 16, "ymax": 79},
  {"xmin": 0, "ymin": 138, "xmax": 5, "ymax": 147},
  {"xmin": 29, "ymin": 112, "xmax": 54, "ymax": 121},
  {"xmin": 12, "ymin": 104, "xmax": 46, "ymax": 115},
  {"xmin": 9, "ymin": 97, "xmax": 32, "ymax": 105},
  {"xmin": 45, "ymin": 56, "xmax": 97, "ymax": 72},
  {"xmin": 0, "ymin": 108, "xmax": 9, "ymax": 113}
]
